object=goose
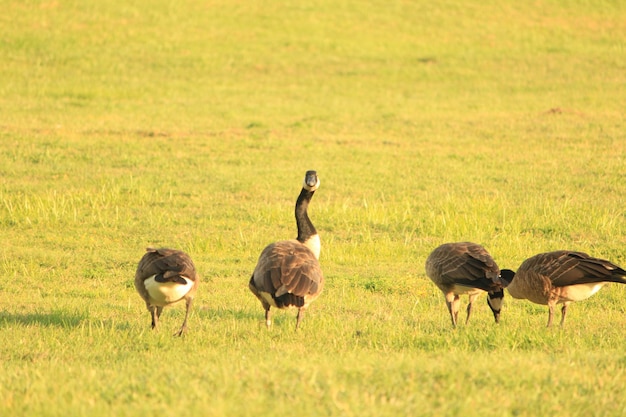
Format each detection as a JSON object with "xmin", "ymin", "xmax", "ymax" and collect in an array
[
  {"xmin": 249, "ymin": 170, "xmax": 324, "ymax": 330},
  {"xmin": 425, "ymin": 242, "xmax": 508, "ymax": 327},
  {"xmin": 503, "ymin": 250, "xmax": 626, "ymax": 327},
  {"xmin": 135, "ymin": 247, "xmax": 200, "ymax": 336}
]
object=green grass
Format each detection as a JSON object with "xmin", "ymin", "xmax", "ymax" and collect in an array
[{"xmin": 1, "ymin": 0, "xmax": 626, "ymax": 415}]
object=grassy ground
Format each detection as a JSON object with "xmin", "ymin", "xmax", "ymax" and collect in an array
[{"xmin": 1, "ymin": 0, "xmax": 626, "ymax": 415}]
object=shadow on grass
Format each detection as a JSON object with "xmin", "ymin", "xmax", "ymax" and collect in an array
[{"xmin": 0, "ymin": 310, "xmax": 88, "ymax": 328}]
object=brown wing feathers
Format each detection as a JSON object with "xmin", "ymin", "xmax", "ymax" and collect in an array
[
  {"xmin": 259, "ymin": 242, "xmax": 322, "ymax": 307},
  {"xmin": 433, "ymin": 243, "xmax": 500, "ymax": 290},
  {"xmin": 538, "ymin": 251, "xmax": 626, "ymax": 286},
  {"xmin": 278, "ymin": 246, "xmax": 321, "ymax": 294},
  {"xmin": 137, "ymin": 248, "xmax": 197, "ymax": 285}
]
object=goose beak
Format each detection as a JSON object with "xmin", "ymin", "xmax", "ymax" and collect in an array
[{"xmin": 303, "ymin": 170, "xmax": 320, "ymax": 190}]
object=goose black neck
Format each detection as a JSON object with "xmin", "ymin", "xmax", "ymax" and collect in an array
[{"xmin": 295, "ymin": 187, "xmax": 317, "ymax": 243}]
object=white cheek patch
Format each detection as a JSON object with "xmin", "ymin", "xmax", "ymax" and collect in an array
[
  {"xmin": 303, "ymin": 177, "xmax": 320, "ymax": 192},
  {"xmin": 144, "ymin": 275, "xmax": 193, "ymax": 306},
  {"xmin": 487, "ymin": 296, "xmax": 503, "ymax": 312}
]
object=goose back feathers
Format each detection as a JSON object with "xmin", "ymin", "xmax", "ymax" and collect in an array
[
  {"xmin": 135, "ymin": 247, "xmax": 199, "ymax": 336},
  {"xmin": 425, "ymin": 242, "xmax": 507, "ymax": 327},
  {"xmin": 505, "ymin": 250, "xmax": 626, "ymax": 326},
  {"xmin": 250, "ymin": 240, "xmax": 324, "ymax": 309}
]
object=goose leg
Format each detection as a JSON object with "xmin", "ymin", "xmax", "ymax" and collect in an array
[
  {"xmin": 174, "ymin": 298, "xmax": 194, "ymax": 337},
  {"xmin": 150, "ymin": 306, "xmax": 163, "ymax": 330},
  {"xmin": 295, "ymin": 308, "xmax": 305, "ymax": 330},
  {"xmin": 445, "ymin": 294, "xmax": 460, "ymax": 328},
  {"xmin": 465, "ymin": 293, "xmax": 478, "ymax": 325},
  {"xmin": 547, "ymin": 303, "xmax": 555, "ymax": 327},
  {"xmin": 560, "ymin": 304, "xmax": 568, "ymax": 327},
  {"xmin": 264, "ymin": 306, "xmax": 272, "ymax": 328}
]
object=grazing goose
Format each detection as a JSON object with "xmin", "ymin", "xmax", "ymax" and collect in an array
[
  {"xmin": 135, "ymin": 247, "xmax": 199, "ymax": 336},
  {"xmin": 504, "ymin": 250, "xmax": 626, "ymax": 327},
  {"xmin": 249, "ymin": 170, "xmax": 324, "ymax": 330},
  {"xmin": 425, "ymin": 242, "xmax": 508, "ymax": 327}
]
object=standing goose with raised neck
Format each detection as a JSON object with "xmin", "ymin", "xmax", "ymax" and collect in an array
[
  {"xmin": 249, "ymin": 170, "xmax": 324, "ymax": 330},
  {"xmin": 135, "ymin": 247, "xmax": 199, "ymax": 336},
  {"xmin": 504, "ymin": 250, "xmax": 626, "ymax": 327},
  {"xmin": 425, "ymin": 242, "xmax": 508, "ymax": 327}
]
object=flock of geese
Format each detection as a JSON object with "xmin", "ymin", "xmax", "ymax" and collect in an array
[{"xmin": 133, "ymin": 170, "xmax": 626, "ymax": 335}]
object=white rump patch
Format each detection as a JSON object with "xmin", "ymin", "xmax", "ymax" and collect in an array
[
  {"xmin": 561, "ymin": 282, "xmax": 606, "ymax": 302},
  {"xmin": 144, "ymin": 275, "xmax": 193, "ymax": 306}
]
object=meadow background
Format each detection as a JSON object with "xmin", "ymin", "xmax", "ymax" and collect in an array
[{"xmin": 1, "ymin": 0, "xmax": 625, "ymax": 415}]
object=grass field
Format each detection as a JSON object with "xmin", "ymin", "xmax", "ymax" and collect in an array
[{"xmin": 1, "ymin": 0, "xmax": 626, "ymax": 415}]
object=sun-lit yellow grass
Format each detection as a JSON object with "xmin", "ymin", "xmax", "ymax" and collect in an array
[{"xmin": 1, "ymin": 0, "xmax": 626, "ymax": 416}]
